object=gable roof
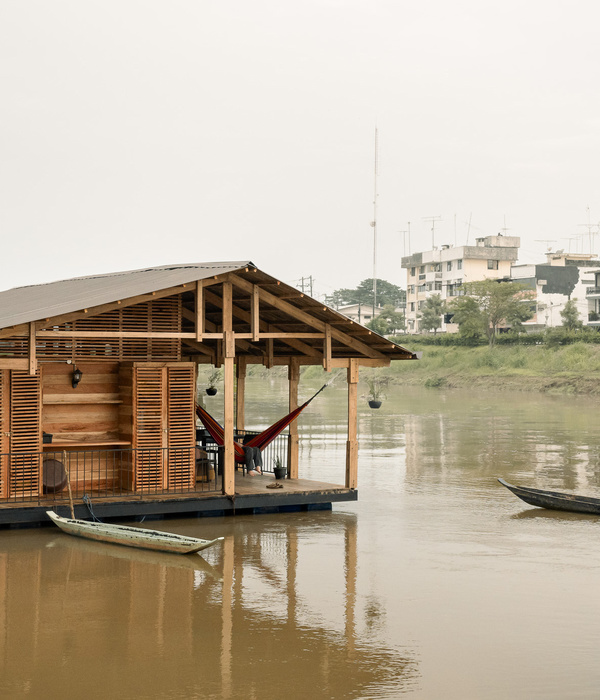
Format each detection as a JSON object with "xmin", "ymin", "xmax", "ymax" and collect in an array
[
  {"xmin": 0, "ymin": 262, "xmax": 251, "ymax": 330},
  {"xmin": 0, "ymin": 261, "xmax": 417, "ymax": 361}
]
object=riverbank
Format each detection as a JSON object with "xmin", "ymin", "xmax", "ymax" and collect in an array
[{"xmin": 387, "ymin": 342, "xmax": 600, "ymax": 395}]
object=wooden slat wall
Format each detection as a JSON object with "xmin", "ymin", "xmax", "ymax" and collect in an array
[
  {"xmin": 133, "ymin": 366, "xmax": 166, "ymax": 491},
  {"xmin": 119, "ymin": 364, "xmax": 134, "ymax": 490},
  {"xmin": 42, "ymin": 362, "xmax": 121, "ymax": 441},
  {"xmin": 9, "ymin": 370, "xmax": 41, "ymax": 498},
  {"xmin": 0, "ymin": 371, "xmax": 8, "ymax": 498},
  {"xmin": 167, "ymin": 365, "xmax": 195, "ymax": 490},
  {"xmin": 0, "ymin": 297, "xmax": 185, "ymax": 363}
]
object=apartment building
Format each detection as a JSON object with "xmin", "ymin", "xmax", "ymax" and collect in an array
[
  {"xmin": 400, "ymin": 235, "xmax": 520, "ymax": 333},
  {"xmin": 511, "ymin": 252, "xmax": 600, "ymax": 329}
]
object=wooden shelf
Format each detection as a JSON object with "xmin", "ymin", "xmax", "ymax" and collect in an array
[{"xmin": 43, "ymin": 440, "xmax": 132, "ymax": 449}]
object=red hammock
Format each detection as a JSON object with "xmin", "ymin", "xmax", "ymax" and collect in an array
[{"xmin": 195, "ymin": 383, "xmax": 327, "ymax": 463}]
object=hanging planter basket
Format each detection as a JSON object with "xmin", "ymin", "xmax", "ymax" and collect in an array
[
  {"xmin": 206, "ymin": 387, "xmax": 218, "ymax": 396},
  {"xmin": 368, "ymin": 399, "xmax": 382, "ymax": 409}
]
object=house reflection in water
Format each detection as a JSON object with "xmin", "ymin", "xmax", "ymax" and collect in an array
[{"xmin": 0, "ymin": 514, "xmax": 418, "ymax": 698}]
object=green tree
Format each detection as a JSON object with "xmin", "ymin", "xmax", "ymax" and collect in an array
[
  {"xmin": 379, "ymin": 304, "xmax": 406, "ymax": 334},
  {"xmin": 365, "ymin": 315, "xmax": 389, "ymax": 335},
  {"xmin": 449, "ymin": 280, "xmax": 534, "ymax": 347},
  {"xmin": 449, "ymin": 296, "xmax": 487, "ymax": 341},
  {"xmin": 326, "ymin": 278, "xmax": 405, "ymax": 309},
  {"xmin": 560, "ymin": 299, "xmax": 583, "ymax": 331},
  {"xmin": 418, "ymin": 294, "xmax": 445, "ymax": 334}
]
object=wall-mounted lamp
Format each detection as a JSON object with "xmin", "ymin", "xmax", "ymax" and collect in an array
[{"xmin": 72, "ymin": 367, "xmax": 83, "ymax": 389}]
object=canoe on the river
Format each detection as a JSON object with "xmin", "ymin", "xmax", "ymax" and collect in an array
[
  {"xmin": 46, "ymin": 511, "xmax": 224, "ymax": 554},
  {"xmin": 498, "ymin": 478, "xmax": 600, "ymax": 515}
]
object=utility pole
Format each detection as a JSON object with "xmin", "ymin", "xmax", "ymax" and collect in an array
[{"xmin": 297, "ymin": 276, "xmax": 314, "ymax": 297}]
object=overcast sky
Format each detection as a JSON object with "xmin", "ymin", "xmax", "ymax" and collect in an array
[{"xmin": 2, "ymin": 1, "xmax": 600, "ymax": 299}]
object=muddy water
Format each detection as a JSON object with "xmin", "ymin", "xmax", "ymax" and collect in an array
[{"xmin": 2, "ymin": 378, "xmax": 600, "ymax": 699}]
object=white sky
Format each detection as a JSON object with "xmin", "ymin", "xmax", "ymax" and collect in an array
[{"xmin": 2, "ymin": 0, "xmax": 600, "ymax": 299}]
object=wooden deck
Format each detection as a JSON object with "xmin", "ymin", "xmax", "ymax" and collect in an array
[{"xmin": 0, "ymin": 473, "xmax": 357, "ymax": 527}]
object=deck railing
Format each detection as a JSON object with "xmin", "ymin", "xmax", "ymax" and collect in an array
[{"xmin": 0, "ymin": 432, "xmax": 289, "ymax": 506}]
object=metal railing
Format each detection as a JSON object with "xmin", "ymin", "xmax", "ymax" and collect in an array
[{"xmin": 0, "ymin": 432, "xmax": 290, "ymax": 506}]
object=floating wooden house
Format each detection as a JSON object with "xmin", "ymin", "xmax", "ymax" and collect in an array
[{"xmin": 0, "ymin": 262, "xmax": 416, "ymax": 525}]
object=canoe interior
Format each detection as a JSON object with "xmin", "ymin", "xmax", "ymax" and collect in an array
[{"xmin": 46, "ymin": 510, "xmax": 223, "ymax": 554}]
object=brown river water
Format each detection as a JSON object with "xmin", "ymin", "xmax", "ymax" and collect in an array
[{"xmin": 1, "ymin": 376, "xmax": 600, "ymax": 699}]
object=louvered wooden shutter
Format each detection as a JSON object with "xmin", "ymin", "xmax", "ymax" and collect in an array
[
  {"xmin": 0, "ymin": 371, "xmax": 8, "ymax": 499},
  {"xmin": 9, "ymin": 370, "xmax": 42, "ymax": 498},
  {"xmin": 166, "ymin": 365, "xmax": 195, "ymax": 490},
  {"xmin": 133, "ymin": 367, "xmax": 166, "ymax": 491}
]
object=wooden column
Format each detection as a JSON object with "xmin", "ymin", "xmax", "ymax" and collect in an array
[
  {"xmin": 222, "ymin": 282, "xmax": 235, "ymax": 496},
  {"xmin": 346, "ymin": 358, "xmax": 359, "ymax": 489},
  {"xmin": 195, "ymin": 281, "xmax": 204, "ymax": 342},
  {"xmin": 287, "ymin": 357, "xmax": 300, "ymax": 479},
  {"xmin": 235, "ymin": 357, "xmax": 246, "ymax": 431},
  {"xmin": 28, "ymin": 323, "xmax": 37, "ymax": 376}
]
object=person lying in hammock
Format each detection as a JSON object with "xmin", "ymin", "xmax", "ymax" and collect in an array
[{"xmin": 241, "ymin": 434, "xmax": 262, "ymax": 476}]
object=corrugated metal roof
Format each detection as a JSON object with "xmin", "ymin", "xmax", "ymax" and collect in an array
[{"xmin": 0, "ymin": 261, "xmax": 251, "ymax": 329}]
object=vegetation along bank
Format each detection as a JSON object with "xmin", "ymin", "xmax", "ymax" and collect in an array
[{"xmin": 386, "ymin": 334, "xmax": 600, "ymax": 395}]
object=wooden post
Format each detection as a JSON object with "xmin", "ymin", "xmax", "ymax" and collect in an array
[
  {"xmin": 323, "ymin": 323, "xmax": 332, "ymax": 373},
  {"xmin": 251, "ymin": 285, "xmax": 260, "ymax": 342},
  {"xmin": 265, "ymin": 337, "xmax": 274, "ymax": 369},
  {"xmin": 222, "ymin": 282, "xmax": 235, "ymax": 496},
  {"xmin": 195, "ymin": 281, "xmax": 204, "ymax": 342},
  {"xmin": 346, "ymin": 358, "xmax": 359, "ymax": 489},
  {"xmin": 287, "ymin": 357, "xmax": 300, "ymax": 479},
  {"xmin": 235, "ymin": 357, "xmax": 246, "ymax": 432},
  {"xmin": 28, "ymin": 322, "xmax": 37, "ymax": 376},
  {"xmin": 63, "ymin": 450, "xmax": 75, "ymax": 519}
]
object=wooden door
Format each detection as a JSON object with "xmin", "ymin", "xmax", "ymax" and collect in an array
[
  {"xmin": 9, "ymin": 370, "xmax": 42, "ymax": 498},
  {"xmin": 133, "ymin": 364, "xmax": 195, "ymax": 492}
]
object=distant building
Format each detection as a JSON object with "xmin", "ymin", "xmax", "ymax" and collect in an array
[
  {"xmin": 401, "ymin": 235, "xmax": 520, "ymax": 333},
  {"xmin": 511, "ymin": 252, "xmax": 600, "ymax": 329},
  {"xmin": 337, "ymin": 303, "xmax": 381, "ymax": 325}
]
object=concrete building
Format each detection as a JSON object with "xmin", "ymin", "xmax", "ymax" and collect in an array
[
  {"xmin": 401, "ymin": 235, "xmax": 520, "ymax": 333},
  {"xmin": 337, "ymin": 303, "xmax": 381, "ymax": 325},
  {"xmin": 511, "ymin": 252, "xmax": 600, "ymax": 329}
]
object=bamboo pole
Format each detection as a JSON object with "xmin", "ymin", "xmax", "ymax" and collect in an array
[{"xmin": 63, "ymin": 450, "xmax": 75, "ymax": 519}]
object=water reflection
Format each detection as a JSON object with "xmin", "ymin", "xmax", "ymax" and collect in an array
[
  {"xmin": 4, "ymin": 379, "xmax": 600, "ymax": 699},
  {"xmin": 0, "ymin": 512, "xmax": 418, "ymax": 700}
]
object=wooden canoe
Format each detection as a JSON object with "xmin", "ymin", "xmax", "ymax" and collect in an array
[
  {"xmin": 46, "ymin": 510, "xmax": 224, "ymax": 554},
  {"xmin": 498, "ymin": 478, "xmax": 600, "ymax": 515}
]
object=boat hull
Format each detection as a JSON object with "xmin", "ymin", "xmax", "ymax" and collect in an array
[
  {"xmin": 46, "ymin": 511, "xmax": 223, "ymax": 554},
  {"xmin": 498, "ymin": 478, "xmax": 600, "ymax": 515}
]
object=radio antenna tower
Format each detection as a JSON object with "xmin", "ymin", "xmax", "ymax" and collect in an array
[{"xmin": 370, "ymin": 127, "xmax": 378, "ymax": 316}]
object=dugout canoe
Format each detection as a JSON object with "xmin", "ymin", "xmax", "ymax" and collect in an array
[
  {"xmin": 497, "ymin": 478, "xmax": 600, "ymax": 515},
  {"xmin": 46, "ymin": 510, "xmax": 224, "ymax": 554}
]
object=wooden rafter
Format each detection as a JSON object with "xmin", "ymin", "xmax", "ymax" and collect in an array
[
  {"xmin": 229, "ymin": 274, "xmax": 387, "ymax": 360},
  {"xmin": 202, "ymin": 287, "xmax": 322, "ymax": 359}
]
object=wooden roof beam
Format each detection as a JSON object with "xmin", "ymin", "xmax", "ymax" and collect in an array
[
  {"xmin": 229, "ymin": 274, "xmax": 387, "ymax": 360},
  {"xmin": 202, "ymin": 287, "xmax": 321, "ymax": 359}
]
